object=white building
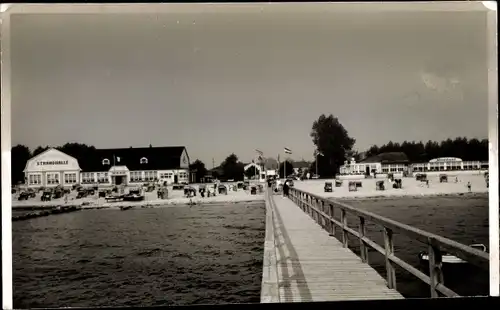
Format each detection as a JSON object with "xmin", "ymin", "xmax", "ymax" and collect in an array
[
  {"xmin": 411, "ymin": 157, "xmax": 488, "ymax": 172},
  {"xmin": 338, "ymin": 153, "xmax": 488, "ymax": 179},
  {"xmin": 243, "ymin": 162, "xmax": 266, "ymax": 182},
  {"xmin": 23, "ymin": 148, "xmax": 81, "ymax": 188},
  {"xmin": 23, "ymin": 146, "xmax": 191, "ymax": 188}
]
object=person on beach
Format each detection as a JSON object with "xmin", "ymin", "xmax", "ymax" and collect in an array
[
  {"xmin": 467, "ymin": 181, "xmax": 471, "ymax": 192},
  {"xmin": 455, "ymin": 177, "xmax": 458, "ymax": 183},
  {"xmin": 426, "ymin": 179, "xmax": 429, "ymax": 188}
]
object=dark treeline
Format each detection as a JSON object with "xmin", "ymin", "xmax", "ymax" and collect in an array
[{"xmin": 364, "ymin": 137, "xmax": 489, "ymax": 163}]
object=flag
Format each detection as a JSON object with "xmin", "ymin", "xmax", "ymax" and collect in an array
[
  {"xmin": 284, "ymin": 147, "xmax": 292, "ymax": 154},
  {"xmin": 117, "ymin": 156, "xmax": 121, "ymax": 162},
  {"xmin": 255, "ymin": 149, "xmax": 263, "ymax": 156}
]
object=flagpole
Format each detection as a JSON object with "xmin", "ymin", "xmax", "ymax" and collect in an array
[{"xmin": 284, "ymin": 152, "xmax": 286, "ymax": 180}]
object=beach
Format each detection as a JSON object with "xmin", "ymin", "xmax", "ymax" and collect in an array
[
  {"xmin": 11, "ymin": 183, "xmax": 265, "ymax": 210},
  {"xmin": 292, "ymin": 174, "xmax": 488, "ymax": 200}
]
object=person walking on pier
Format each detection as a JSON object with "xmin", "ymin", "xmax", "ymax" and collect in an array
[{"xmin": 283, "ymin": 180, "xmax": 290, "ymax": 197}]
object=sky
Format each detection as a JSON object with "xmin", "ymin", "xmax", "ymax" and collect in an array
[{"xmin": 8, "ymin": 4, "xmax": 489, "ymax": 166}]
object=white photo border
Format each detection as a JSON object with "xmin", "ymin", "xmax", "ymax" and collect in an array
[{"xmin": 1, "ymin": 3, "xmax": 498, "ymax": 309}]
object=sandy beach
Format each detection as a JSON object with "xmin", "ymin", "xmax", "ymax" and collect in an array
[
  {"xmin": 292, "ymin": 174, "xmax": 488, "ymax": 200},
  {"xmin": 11, "ymin": 183, "xmax": 265, "ymax": 210}
]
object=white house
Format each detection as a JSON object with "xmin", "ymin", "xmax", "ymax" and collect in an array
[
  {"xmin": 243, "ymin": 162, "xmax": 266, "ymax": 182},
  {"xmin": 23, "ymin": 148, "xmax": 81, "ymax": 188},
  {"xmin": 24, "ymin": 146, "xmax": 191, "ymax": 188}
]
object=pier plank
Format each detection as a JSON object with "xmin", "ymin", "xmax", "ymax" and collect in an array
[{"xmin": 268, "ymin": 194, "xmax": 404, "ymax": 302}]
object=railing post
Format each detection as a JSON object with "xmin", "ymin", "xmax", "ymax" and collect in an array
[
  {"xmin": 320, "ymin": 200, "xmax": 325, "ymax": 229},
  {"xmin": 340, "ymin": 209, "xmax": 348, "ymax": 247},
  {"xmin": 307, "ymin": 195, "xmax": 311, "ymax": 216},
  {"xmin": 383, "ymin": 228, "xmax": 397, "ymax": 289},
  {"xmin": 358, "ymin": 216, "xmax": 368, "ymax": 263},
  {"xmin": 329, "ymin": 204, "xmax": 335, "ymax": 237},
  {"xmin": 314, "ymin": 198, "xmax": 319, "ymax": 224},
  {"xmin": 428, "ymin": 239, "xmax": 444, "ymax": 298}
]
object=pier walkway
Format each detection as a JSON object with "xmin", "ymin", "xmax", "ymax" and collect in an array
[
  {"xmin": 261, "ymin": 187, "xmax": 490, "ymax": 303},
  {"xmin": 261, "ymin": 189, "xmax": 402, "ymax": 302}
]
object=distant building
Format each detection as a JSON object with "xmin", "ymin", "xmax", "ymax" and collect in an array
[
  {"xmin": 292, "ymin": 160, "xmax": 310, "ymax": 175},
  {"xmin": 23, "ymin": 146, "xmax": 191, "ymax": 188},
  {"xmin": 411, "ymin": 157, "xmax": 488, "ymax": 172},
  {"xmin": 339, "ymin": 152, "xmax": 488, "ymax": 176},
  {"xmin": 339, "ymin": 152, "xmax": 409, "ymax": 176},
  {"xmin": 243, "ymin": 162, "xmax": 266, "ymax": 181}
]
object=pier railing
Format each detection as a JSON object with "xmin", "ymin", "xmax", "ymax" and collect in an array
[{"xmin": 288, "ymin": 188, "xmax": 489, "ymax": 298}]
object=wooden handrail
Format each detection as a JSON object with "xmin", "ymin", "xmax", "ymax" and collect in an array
[{"xmin": 289, "ymin": 187, "xmax": 489, "ymax": 298}]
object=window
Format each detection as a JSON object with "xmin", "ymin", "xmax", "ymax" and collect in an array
[
  {"xmin": 179, "ymin": 172, "xmax": 188, "ymax": 179},
  {"xmin": 47, "ymin": 173, "xmax": 60, "ymax": 185},
  {"xmin": 144, "ymin": 171, "xmax": 157, "ymax": 181},
  {"xmin": 130, "ymin": 171, "xmax": 143, "ymax": 182},
  {"xmin": 98, "ymin": 172, "xmax": 108, "ymax": 183},
  {"xmin": 82, "ymin": 173, "xmax": 94, "ymax": 184},
  {"xmin": 102, "ymin": 158, "xmax": 110, "ymax": 165},
  {"xmin": 64, "ymin": 173, "xmax": 77, "ymax": 184},
  {"xmin": 140, "ymin": 157, "xmax": 148, "ymax": 164},
  {"xmin": 29, "ymin": 174, "xmax": 42, "ymax": 185}
]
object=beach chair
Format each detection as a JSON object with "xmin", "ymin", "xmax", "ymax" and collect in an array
[
  {"xmin": 348, "ymin": 181, "xmax": 357, "ymax": 192},
  {"xmin": 376, "ymin": 181, "xmax": 385, "ymax": 191},
  {"xmin": 324, "ymin": 182, "xmax": 333, "ymax": 192},
  {"xmin": 392, "ymin": 179, "xmax": 402, "ymax": 189},
  {"xmin": 335, "ymin": 180, "xmax": 343, "ymax": 187},
  {"xmin": 439, "ymin": 174, "xmax": 448, "ymax": 183}
]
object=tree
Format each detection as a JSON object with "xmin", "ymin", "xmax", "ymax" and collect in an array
[
  {"xmin": 310, "ymin": 114, "xmax": 356, "ymax": 177},
  {"xmin": 33, "ymin": 145, "xmax": 50, "ymax": 156},
  {"xmin": 244, "ymin": 165, "xmax": 259, "ymax": 179},
  {"xmin": 57, "ymin": 142, "xmax": 97, "ymax": 169},
  {"xmin": 221, "ymin": 153, "xmax": 245, "ymax": 181},
  {"xmin": 11, "ymin": 144, "xmax": 32, "ymax": 185},
  {"xmin": 189, "ymin": 159, "xmax": 208, "ymax": 183},
  {"xmin": 279, "ymin": 161, "xmax": 294, "ymax": 178}
]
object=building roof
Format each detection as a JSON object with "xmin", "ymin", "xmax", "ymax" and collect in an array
[
  {"xmin": 360, "ymin": 152, "xmax": 409, "ymax": 164},
  {"xmin": 81, "ymin": 146, "xmax": 187, "ymax": 172}
]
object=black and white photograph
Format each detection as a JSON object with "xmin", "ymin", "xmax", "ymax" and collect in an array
[{"xmin": 1, "ymin": 2, "xmax": 498, "ymax": 309}]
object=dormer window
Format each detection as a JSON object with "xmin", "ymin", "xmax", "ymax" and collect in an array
[
  {"xmin": 140, "ymin": 157, "xmax": 148, "ymax": 164},
  {"xmin": 102, "ymin": 158, "xmax": 110, "ymax": 165}
]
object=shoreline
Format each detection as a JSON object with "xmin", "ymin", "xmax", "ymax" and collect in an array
[
  {"xmin": 12, "ymin": 197, "xmax": 266, "ymax": 211},
  {"xmin": 12, "ymin": 191, "xmax": 489, "ymax": 211}
]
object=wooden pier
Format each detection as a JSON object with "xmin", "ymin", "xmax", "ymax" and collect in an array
[
  {"xmin": 261, "ymin": 187, "xmax": 490, "ymax": 303},
  {"xmin": 261, "ymin": 189, "xmax": 402, "ymax": 302}
]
